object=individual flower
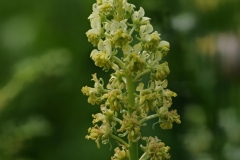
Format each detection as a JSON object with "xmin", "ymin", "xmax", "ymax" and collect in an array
[
  {"xmin": 97, "ymin": 0, "xmax": 114, "ymax": 16},
  {"xmin": 131, "ymin": 7, "xmax": 150, "ymax": 26},
  {"xmin": 136, "ymin": 83, "xmax": 157, "ymax": 113},
  {"xmin": 92, "ymin": 113, "xmax": 105, "ymax": 124},
  {"xmin": 81, "ymin": 86, "xmax": 100, "ymax": 105},
  {"xmin": 144, "ymin": 31, "xmax": 161, "ymax": 51},
  {"xmin": 158, "ymin": 41, "xmax": 170, "ymax": 57},
  {"xmin": 141, "ymin": 136, "xmax": 171, "ymax": 160},
  {"xmin": 86, "ymin": 13, "xmax": 103, "ymax": 46},
  {"xmin": 105, "ymin": 20, "xmax": 132, "ymax": 48},
  {"xmin": 108, "ymin": 70, "xmax": 126, "ymax": 89},
  {"xmin": 81, "ymin": 73, "xmax": 105, "ymax": 105},
  {"xmin": 139, "ymin": 23, "xmax": 153, "ymax": 39},
  {"xmin": 118, "ymin": 113, "xmax": 141, "ymax": 141},
  {"xmin": 92, "ymin": 105, "xmax": 117, "ymax": 125},
  {"xmin": 90, "ymin": 39, "xmax": 118, "ymax": 70},
  {"xmin": 139, "ymin": 24, "xmax": 161, "ymax": 51},
  {"xmin": 122, "ymin": 0, "xmax": 135, "ymax": 19},
  {"xmin": 111, "ymin": 147, "xmax": 129, "ymax": 160},
  {"xmin": 162, "ymin": 89, "xmax": 177, "ymax": 108},
  {"xmin": 136, "ymin": 80, "xmax": 175, "ymax": 114},
  {"xmin": 158, "ymin": 106, "xmax": 168, "ymax": 117},
  {"xmin": 123, "ymin": 43, "xmax": 147, "ymax": 73},
  {"xmin": 100, "ymin": 104, "xmax": 117, "ymax": 123},
  {"xmin": 89, "ymin": 4, "xmax": 100, "ymax": 20},
  {"xmin": 85, "ymin": 123, "xmax": 112, "ymax": 148},
  {"xmin": 158, "ymin": 109, "xmax": 181, "ymax": 130},
  {"xmin": 150, "ymin": 62, "xmax": 170, "ymax": 81},
  {"xmin": 91, "ymin": 0, "xmax": 114, "ymax": 16},
  {"xmin": 102, "ymin": 89, "xmax": 123, "ymax": 111}
]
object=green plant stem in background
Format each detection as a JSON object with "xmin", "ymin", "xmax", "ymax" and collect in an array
[{"xmin": 82, "ymin": 0, "xmax": 181, "ymax": 159}]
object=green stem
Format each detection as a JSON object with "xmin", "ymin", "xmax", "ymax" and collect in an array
[
  {"xmin": 126, "ymin": 75, "xmax": 135, "ymax": 113},
  {"xmin": 110, "ymin": 134, "xmax": 129, "ymax": 148},
  {"xmin": 115, "ymin": 0, "xmax": 138, "ymax": 159},
  {"xmin": 129, "ymin": 25, "xmax": 136, "ymax": 36},
  {"xmin": 139, "ymin": 114, "xmax": 159, "ymax": 124},
  {"xmin": 129, "ymin": 141, "xmax": 138, "ymax": 160},
  {"xmin": 133, "ymin": 69, "xmax": 151, "ymax": 82},
  {"xmin": 113, "ymin": 56, "xmax": 125, "ymax": 68},
  {"xmin": 126, "ymin": 74, "xmax": 138, "ymax": 160},
  {"xmin": 139, "ymin": 152, "xmax": 150, "ymax": 160},
  {"xmin": 115, "ymin": 0, "xmax": 123, "ymax": 21},
  {"xmin": 113, "ymin": 117, "xmax": 123, "ymax": 124}
]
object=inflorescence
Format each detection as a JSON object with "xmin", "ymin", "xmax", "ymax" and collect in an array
[{"xmin": 82, "ymin": 0, "xmax": 180, "ymax": 159}]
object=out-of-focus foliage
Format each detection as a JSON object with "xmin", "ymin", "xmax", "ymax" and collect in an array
[
  {"xmin": 0, "ymin": 0, "xmax": 239, "ymax": 160},
  {"xmin": 0, "ymin": 117, "xmax": 51, "ymax": 160}
]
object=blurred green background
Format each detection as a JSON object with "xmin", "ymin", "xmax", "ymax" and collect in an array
[{"xmin": 0, "ymin": 0, "xmax": 240, "ymax": 160}]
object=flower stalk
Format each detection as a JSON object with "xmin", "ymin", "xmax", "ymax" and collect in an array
[
  {"xmin": 110, "ymin": 134, "xmax": 129, "ymax": 148},
  {"xmin": 82, "ymin": 0, "xmax": 181, "ymax": 159}
]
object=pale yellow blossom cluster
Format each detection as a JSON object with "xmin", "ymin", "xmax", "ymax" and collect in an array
[{"xmin": 82, "ymin": 0, "xmax": 180, "ymax": 159}]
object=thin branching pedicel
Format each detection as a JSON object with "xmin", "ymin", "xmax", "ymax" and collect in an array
[{"xmin": 82, "ymin": 0, "xmax": 180, "ymax": 159}]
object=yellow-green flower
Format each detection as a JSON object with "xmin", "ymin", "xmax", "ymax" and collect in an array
[
  {"xmin": 123, "ymin": 43, "xmax": 147, "ymax": 73},
  {"xmin": 111, "ymin": 147, "xmax": 129, "ymax": 160},
  {"xmin": 141, "ymin": 136, "xmax": 171, "ymax": 160},
  {"xmin": 90, "ymin": 39, "xmax": 118, "ymax": 70},
  {"xmin": 85, "ymin": 123, "xmax": 112, "ymax": 148},
  {"xmin": 131, "ymin": 7, "xmax": 150, "ymax": 26},
  {"xmin": 151, "ymin": 62, "xmax": 170, "ymax": 81},
  {"xmin": 139, "ymin": 24, "xmax": 161, "ymax": 51},
  {"xmin": 158, "ymin": 40, "xmax": 170, "ymax": 56},
  {"xmin": 105, "ymin": 19, "xmax": 132, "ymax": 48},
  {"xmin": 86, "ymin": 14, "xmax": 103, "ymax": 46}
]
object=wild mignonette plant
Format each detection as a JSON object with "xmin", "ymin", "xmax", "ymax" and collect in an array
[{"xmin": 82, "ymin": 0, "xmax": 181, "ymax": 159}]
